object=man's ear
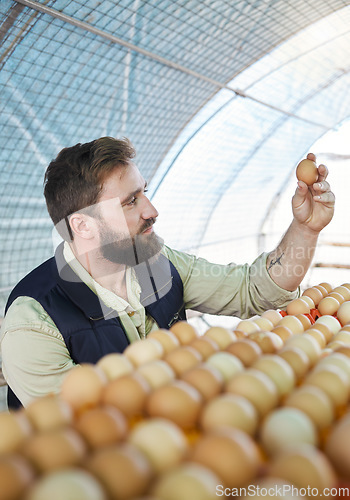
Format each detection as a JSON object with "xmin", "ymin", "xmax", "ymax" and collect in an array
[{"xmin": 69, "ymin": 213, "xmax": 96, "ymax": 239}]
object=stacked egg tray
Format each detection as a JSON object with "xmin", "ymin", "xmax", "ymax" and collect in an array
[{"xmin": 1, "ymin": 282, "xmax": 350, "ymax": 500}]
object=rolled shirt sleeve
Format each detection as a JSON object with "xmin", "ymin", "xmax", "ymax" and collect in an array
[{"xmin": 163, "ymin": 246, "xmax": 299, "ymax": 318}]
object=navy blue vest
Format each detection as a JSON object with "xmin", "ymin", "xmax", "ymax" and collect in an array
[{"xmin": 5, "ymin": 243, "xmax": 186, "ymax": 408}]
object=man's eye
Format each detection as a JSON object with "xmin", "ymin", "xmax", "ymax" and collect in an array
[{"xmin": 128, "ymin": 197, "xmax": 137, "ymax": 206}]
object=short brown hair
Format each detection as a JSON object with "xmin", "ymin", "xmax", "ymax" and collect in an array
[{"xmin": 44, "ymin": 137, "xmax": 136, "ymax": 240}]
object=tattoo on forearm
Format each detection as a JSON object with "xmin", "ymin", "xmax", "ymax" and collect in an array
[{"xmin": 268, "ymin": 252, "xmax": 284, "ymax": 271}]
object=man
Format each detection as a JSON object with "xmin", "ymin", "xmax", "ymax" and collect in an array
[{"xmin": 0, "ymin": 137, "xmax": 335, "ymax": 407}]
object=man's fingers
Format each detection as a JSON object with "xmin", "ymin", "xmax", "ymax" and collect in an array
[
  {"xmin": 307, "ymin": 152, "xmax": 316, "ymax": 162},
  {"xmin": 316, "ymin": 164, "xmax": 328, "ymax": 182},
  {"xmin": 313, "ymin": 191, "xmax": 335, "ymax": 205}
]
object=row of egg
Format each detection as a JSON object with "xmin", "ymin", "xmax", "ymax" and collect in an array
[{"xmin": 0, "ymin": 282, "xmax": 350, "ymax": 500}]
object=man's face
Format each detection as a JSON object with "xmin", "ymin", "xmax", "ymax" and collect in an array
[{"xmin": 95, "ymin": 163, "xmax": 163, "ymax": 266}]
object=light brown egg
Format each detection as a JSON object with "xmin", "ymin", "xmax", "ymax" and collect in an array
[
  {"xmin": 248, "ymin": 331, "xmax": 283, "ymax": 354},
  {"xmin": 334, "ymin": 345, "xmax": 350, "ymax": 358},
  {"xmin": 286, "ymin": 298, "xmax": 310, "ymax": 316},
  {"xmin": 261, "ymin": 309, "xmax": 283, "ymax": 326},
  {"xmin": 60, "ymin": 364, "xmax": 107, "ymax": 413},
  {"xmin": 0, "ymin": 411, "xmax": 32, "ymax": 455},
  {"xmin": 259, "ymin": 407, "xmax": 318, "ymax": 457},
  {"xmin": 305, "ymin": 365, "xmax": 349, "ymax": 408},
  {"xmin": 25, "ymin": 468, "xmax": 107, "ymax": 500},
  {"xmin": 318, "ymin": 282, "xmax": 333, "ymax": 293},
  {"xmin": 235, "ymin": 319, "xmax": 261, "ymax": 334},
  {"xmin": 327, "ymin": 340, "xmax": 347, "ymax": 351},
  {"xmin": 164, "ymin": 346, "xmax": 202, "ymax": 376},
  {"xmin": 203, "ymin": 326, "xmax": 237, "ymax": 349},
  {"xmin": 190, "ymin": 427, "xmax": 262, "ymax": 489},
  {"xmin": 74, "ymin": 405, "xmax": 128, "ymax": 449},
  {"xmin": 151, "ymin": 462, "xmax": 220, "ymax": 500},
  {"xmin": 251, "ymin": 317, "xmax": 274, "ymax": 331},
  {"xmin": 295, "ymin": 313, "xmax": 312, "ymax": 330},
  {"xmin": 124, "ymin": 338, "xmax": 164, "ymax": 367},
  {"xmin": 181, "ymin": 363, "xmax": 223, "ymax": 401},
  {"xmin": 337, "ymin": 301, "xmax": 350, "ymax": 326},
  {"xmin": 325, "ymin": 413, "xmax": 350, "ymax": 479},
  {"xmin": 268, "ymin": 444, "xmax": 337, "ymax": 492},
  {"xmin": 25, "ymin": 395, "xmax": 73, "ymax": 432},
  {"xmin": 146, "ymin": 380, "xmax": 203, "ymax": 430},
  {"xmin": 225, "ymin": 339, "xmax": 262, "ymax": 367},
  {"xmin": 284, "ymin": 334, "xmax": 321, "ymax": 367},
  {"xmin": 333, "ymin": 286, "xmax": 350, "ymax": 301},
  {"xmin": 310, "ymin": 323, "xmax": 333, "ymax": 343},
  {"xmin": 296, "ymin": 158, "xmax": 318, "ymax": 185},
  {"xmin": 278, "ymin": 346, "xmax": 310, "ymax": 381},
  {"xmin": 315, "ymin": 285, "xmax": 329, "ymax": 297},
  {"xmin": 284, "ymin": 385, "xmax": 334, "ymax": 430},
  {"xmin": 0, "ymin": 455, "xmax": 35, "ymax": 500},
  {"xmin": 341, "ymin": 325, "xmax": 350, "ymax": 333},
  {"xmin": 206, "ymin": 352, "xmax": 244, "ymax": 382},
  {"xmin": 22, "ymin": 427, "xmax": 87, "ymax": 473},
  {"xmin": 277, "ymin": 316, "xmax": 304, "ymax": 334},
  {"xmin": 328, "ymin": 291, "xmax": 345, "ymax": 305},
  {"xmin": 96, "ymin": 353, "xmax": 134, "ymax": 380},
  {"xmin": 137, "ymin": 360, "xmax": 176, "ymax": 390},
  {"xmin": 170, "ymin": 321, "xmax": 199, "ymax": 345},
  {"xmin": 199, "ymin": 393, "xmax": 258, "ymax": 436},
  {"xmin": 253, "ymin": 355, "xmax": 295, "ymax": 398},
  {"xmin": 315, "ymin": 315, "xmax": 341, "ymax": 335},
  {"xmin": 302, "ymin": 287, "xmax": 324, "ymax": 306},
  {"xmin": 271, "ymin": 325, "xmax": 294, "ymax": 343},
  {"xmin": 225, "ymin": 368, "xmax": 279, "ymax": 418},
  {"xmin": 315, "ymin": 352, "xmax": 350, "ymax": 383},
  {"xmin": 298, "ymin": 295, "xmax": 315, "ymax": 309},
  {"xmin": 85, "ymin": 443, "xmax": 153, "ymax": 500},
  {"xmin": 147, "ymin": 329, "xmax": 180, "ymax": 354},
  {"xmin": 318, "ymin": 296, "xmax": 340, "ymax": 316},
  {"xmin": 102, "ymin": 372, "xmax": 151, "ymax": 418},
  {"xmin": 189, "ymin": 336, "xmax": 219, "ymax": 360},
  {"xmin": 341, "ymin": 283, "xmax": 350, "ymax": 291},
  {"xmin": 303, "ymin": 328, "xmax": 326, "ymax": 348},
  {"xmin": 128, "ymin": 418, "xmax": 189, "ymax": 473}
]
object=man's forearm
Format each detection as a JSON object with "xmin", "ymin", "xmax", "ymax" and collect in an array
[{"xmin": 266, "ymin": 219, "xmax": 319, "ymax": 292}]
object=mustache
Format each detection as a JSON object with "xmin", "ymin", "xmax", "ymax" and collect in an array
[{"xmin": 138, "ymin": 217, "xmax": 157, "ymax": 234}]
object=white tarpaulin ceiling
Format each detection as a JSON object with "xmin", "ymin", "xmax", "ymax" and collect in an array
[{"xmin": 1, "ymin": 0, "xmax": 350, "ymax": 313}]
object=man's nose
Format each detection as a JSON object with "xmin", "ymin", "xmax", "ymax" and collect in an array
[{"xmin": 142, "ymin": 197, "xmax": 159, "ymax": 220}]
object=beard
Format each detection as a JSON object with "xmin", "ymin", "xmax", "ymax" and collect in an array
[{"xmin": 98, "ymin": 217, "xmax": 164, "ymax": 267}]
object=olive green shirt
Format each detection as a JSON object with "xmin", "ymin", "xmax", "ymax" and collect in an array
[{"xmin": 0, "ymin": 243, "xmax": 298, "ymax": 406}]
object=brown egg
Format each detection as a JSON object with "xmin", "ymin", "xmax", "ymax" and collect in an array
[
  {"xmin": 206, "ymin": 352, "xmax": 244, "ymax": 382},
  {"xmin": 341, "ymin": 283, "xmax": 350, "ymax": 291},
  {"xmin": 318, "ymin": 296, "xmax": 340, "ymax": 316},
  {"xmin": 296, "ymin": 158, "xmax": 318, "ymax": 185},
  {"xmin": 164, "ymin": 346, "xmax": 202, "ymax": 376},
  {"xmin": 124, "ymin": 338, "xmax": 164, "ymax": 367},
  {"xmin": 315, "ymin": 315, "xmax": 341, "ymax": 335},
  {"xmin": 315, "ymin": 352, "xmax": 350, "ymax": 383},
  {"xmin": 299, "ymin": 295, "xmax": 315, "ymax": 309},
  {"xmin": 248, "ymin": 331, "xmax": 283, "ymax": 354},
  {"xmin": 325, "ymin": 413, "xmax": 350, "ymax": 478},
  {"xmin": 315, "ymin": 285, "xmax": 329, "ymax": 297},
  {"xmin": 341, "ymin": 325, "xmax": 350, "ymax": 333},
  {"xmin": 225, "ymin": 368, "xmax": 279, "ymax": 418},
  {"xmin": 147, "ymin": 329, "xmax": 180, "ymax": 354},
  {"xmin": 137, "ymin": 360, "xmax": 176, "ymax": 390},
  {"xmin": 146, "ymin": 380, "xmax": 203, "ymax": 430},
  {"xmin": 128, "ymin": 418, "xmax": 189, "ymax": 473},
  {"xmin": 85, "ymin": 443, "xmax": 153, "ymax": 499},
  {"xmin": 203, "ymin": 326, "xmax": 237, "ymax": 349},
  {"xmin": 271, "ymin": 325, "xmax": 294, "ymax": 343},
  {"xmin": 295, "ymin": 313, "xmax": 312, "ymax": 330},
  {"xmin": 310, "ymin": 323, "xmax": 333, "ymax": 343},
  {"xmin": 318, "ymin": 282, "xmax": 333, "ymax": 293},
  {"xmin": 151, "ymin": 462, "xmax": 220, "ymax": 500},
  {"xmin": 303, "ymin": 328, "xmax": 326, "ymax": 348},
  {"xmin": 232, "ymin": 329, "xmax": 249, "ymax": 339},
  {"xmin": 200, "ymin": 393, "xmax": 258, "ymax": 436},
  {"xmin": 327, "ymin": 340, "xmax": 347, "ymax": 351},
  {"xmin": 333, "ymin": 286, "xmax": 350, "ymax": 301},
  {"xmin": 261, "ymin": 309, "xmax": 283, "ymax": 326},
  {"xmin": 225, "ymin": 339, "xmax": 262, "ymax": 367},
  {"xmin": 278, "ymin": 346, "xmax": 310, "ymax": 381},
  {"xmin": 189, "ymin": 336, "xmax": 219, "ymax": 360},
  {"xmin": 277, "ymin": 316, "xmax": 304, "ymax": 334},
  {"xmin": 102, "ymin": 372, "xmax": 151, "ymax": 418},
  {"xmin": 259, "ymin": 407, "xmax": 318, "ymax": 457},
  {"xmin": 268, "ymin": 444, "xmax": 337, "ymax": 492},
  {"xmin": 22, "ymin": 427, "xmax": 86, "ymax": 473},
  {"xmin": 191, "ymin": 427, "xmax": 261, "ymax": 489},
  {"xmin": 302, "ymin": 287, "xmax": 324, "ymax": 306},
  {"xmin": 0, "ymin": 455, "xmax": 35, "ymax": 500},
  {"xmin": 253, "ymin": 355, "xmax": 295, "ymax": 398},
  {"xmin": 286, "ymin": 298, "xmax": 310, "ymax": 316},
  {"xmin": 334, "ymin": 345, "xmax": 350, "ymax": 358},
  {"xmin": 96, "ymin": 353, "xmax": 134, "ymax": 380},
  {"xmin": 60, "ymin": 364, "xmax": 107, "ymax": 413},
  {"xmin": 285, "ymin": 334, "xmax": 321, "ymax": 367},
  {"xmin": 328, "ymin": 291, "xmax": 345, "ymax": 305},
  {"xmin": 74, "ymin": 405, "xmax": 128, "ymax": 449},
  {"xmin": 251, "ymin": 317, "xmax": 274, "ymax": 331},
  {"xmin": 25, "ymin": 395, "xmax": 73, "ymax": 432},
  {"xmin": 284, "ymin": 385, "xmax": 334, "ymax": 430},
  {"xmin": 337, "ymin": 301, "xmax": 350, "ymax": 326},
  {"xmin": 0, "ymin": 411, "xmax": 32, "ymax": 455},
  {"xmin": 170, "ymin": 321, "xmax": 199, "ymax": 344},
  {"xmin": 25, "ymin": 468, "xmax": 107, "ymax": 500},
  {"xmin": 181, "ymin": 363, "xmax": 223, "ymax": 401},
  {"xmin": 305, "ymin": 365, "xmax": 349, "ymax": 408},
  {"xmin": 235, "ymin": 320, "xmax": 261, "ymax": 334}
]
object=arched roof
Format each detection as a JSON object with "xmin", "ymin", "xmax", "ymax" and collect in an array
[{"xmin": 1, "ymin": 0, "xmax": 350, "ymax": 311}]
